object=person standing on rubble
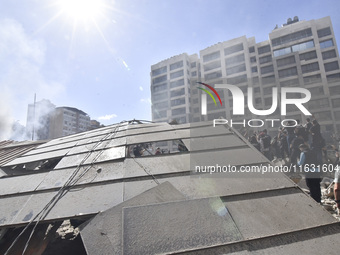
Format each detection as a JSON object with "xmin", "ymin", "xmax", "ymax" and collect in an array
[
  {"xmin": 335, "ymin": 169, "xmax": 340, "ymax": 210},
  {"xmin": 290, "ymin": 133, "xmax": 305, "ymax": 167},
  {"xmin": 334, "ymin": 150, "xmax": 340, "ymax": 210},
  {"xmin": 310, "ymin": 119, "xmax": 325, "ymax": 165},
  {"xmin": 259, "ymin": 130, "xmax": 272, "ymax": 160},
  {"xmin": 278, "ymin": 128, "xmax": 289, "ymax": 160},
  {"xmin": 284, "ymin": 120, "xmax": 296, "ymax": 154},
  {"xmin": 298, "ymin": 144, "xmax": 322, "ymax": 203}
]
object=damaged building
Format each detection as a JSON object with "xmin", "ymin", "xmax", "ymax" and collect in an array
[{"xmin": 0, "ymin": 120, "xmax": 339, "ymax": 254}]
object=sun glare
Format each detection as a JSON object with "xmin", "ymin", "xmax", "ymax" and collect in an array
[{"xmin": 59, "ymin": 0, "xmax": 105, "ymax": 21}]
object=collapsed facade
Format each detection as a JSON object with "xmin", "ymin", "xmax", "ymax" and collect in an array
[{"xmin": 0, "ymin": 120, "xmax": 339, "ymax": 254}]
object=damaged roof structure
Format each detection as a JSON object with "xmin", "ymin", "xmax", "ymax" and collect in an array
[{"xmin": 0, "ymin": 120, "xmax": 339, "ymax": 254}]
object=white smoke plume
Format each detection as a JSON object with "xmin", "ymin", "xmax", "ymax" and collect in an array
[{"xmin": 0, "ymin": 18, "xmax": 64, "ymax": 141}]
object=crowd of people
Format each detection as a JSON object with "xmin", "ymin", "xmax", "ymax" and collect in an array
[
  {"xmin": 248, "ymin": 118, "xmax": 326, "ymax": 165},
  {"xmin": 247, "ymin": 118, "xmax": 335, "ymax": 204}
]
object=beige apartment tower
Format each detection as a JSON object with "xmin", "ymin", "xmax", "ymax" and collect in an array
[{"xmin": 150, "ymin": 16, "xmax": 340, "ymax": 138}]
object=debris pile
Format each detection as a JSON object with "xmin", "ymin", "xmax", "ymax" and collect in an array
[{"xmin": 321, "ymin": 178, "xmax": 340, "ymax": 220}]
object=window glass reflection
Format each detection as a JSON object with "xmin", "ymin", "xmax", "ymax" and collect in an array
[{"xmin": 128, "ymin": 139, "xmax": 188, "ymax": 157}]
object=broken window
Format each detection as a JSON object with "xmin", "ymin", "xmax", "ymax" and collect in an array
[
  {"xmin": 127, "ymin": 139, "xmax": 188, "ymax": 157},
  {"xmin": 2, "ymin": 157, "xmax": 63, "ymax": 176}
]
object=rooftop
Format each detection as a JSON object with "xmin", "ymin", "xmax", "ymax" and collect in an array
[{"xmin": 0, "ymin": 120, "xmax": 339, "ymax": 254}]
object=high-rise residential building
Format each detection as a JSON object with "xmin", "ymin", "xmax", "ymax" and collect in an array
[
  {"xmin": 49, "ymin": 107, "xmax": 91, "ymax": 139},
  {"xmin": 26, "ymin": 100, "xmax": 100, "ymax": 140},
  {"xmin": 151, "ymin": 53, "xmax": 199, "ymax": 124},
  {"xmin": 150, "ymin": 16, "xmax": 340, "ymax": 138}
]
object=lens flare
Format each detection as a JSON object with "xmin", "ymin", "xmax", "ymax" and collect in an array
[{"xmin": 59, "ymin": 0, "xmax": 105, "ymax": 21}]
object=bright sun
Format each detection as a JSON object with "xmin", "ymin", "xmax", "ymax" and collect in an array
[{"xmin": 59, "ymin": 0, "xmax": 105, "ymax": 21}]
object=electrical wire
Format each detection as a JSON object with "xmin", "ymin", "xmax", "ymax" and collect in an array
[{"xmin": 5, "ymin": 121, "xmax": 125, "ymax": 255}]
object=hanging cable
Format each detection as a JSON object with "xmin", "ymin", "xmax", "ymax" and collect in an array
[{"xmin": 5, "ymin": 121, "xmax": 125, "ymax": 255}]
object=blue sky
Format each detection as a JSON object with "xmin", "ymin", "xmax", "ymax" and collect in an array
[{"xmin": 0, "ymin": 0, "xmax": 339, "ymax": 130}]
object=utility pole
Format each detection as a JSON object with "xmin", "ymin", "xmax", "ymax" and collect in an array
[{"xmin": 31, "ymin": 94, "xmax": 36, "ymax": 141}]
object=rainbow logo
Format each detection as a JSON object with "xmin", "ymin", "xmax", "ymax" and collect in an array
[{"xmin": 197, "ymin": 82, "xmax": 223, "ymax": 106}]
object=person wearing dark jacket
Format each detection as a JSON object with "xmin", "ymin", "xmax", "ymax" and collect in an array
[
  {"xmin": 309, "ymin": 120, "xmax": 324, "ymax": 165},
  {"xmin": 298, "ymin": 144, "xmax": 321, "ymax": 203},
  {"xmin": 290, "ymin": 134, "xmax": 305, "ymax": 166},
  {"xmin": 284, "ymin": 121, "xmax": 296, "ymax": 154}
]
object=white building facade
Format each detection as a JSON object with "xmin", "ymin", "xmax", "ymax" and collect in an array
[{"xmin": 151, "ymin": 16, "xmax": 340, "ymax": 137}]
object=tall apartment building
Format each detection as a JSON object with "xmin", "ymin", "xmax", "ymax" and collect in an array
[
  {"xmin": 26, "ymin": 100, "xmax": 99, "ymax": 140},
  {"xmin": 151, "ymin": 53, "xmax": 199, "ymax": 124},
  {"xmin": 150, "ymin": 16, "xmax": 340, "ymax": 138},
  {"xmin": 49, "ymin": 107, "xmax": 91, "ymax": 139}
]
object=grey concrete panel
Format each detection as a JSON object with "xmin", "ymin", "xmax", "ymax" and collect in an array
[
  {"xmin": 0, "ymin": 182, "xmax": 124, "ymax": 227},
  {"xmin": 191, "ymin": 125, "xmax": 232, "ymax": 136},
  {"xmin": 43, "ymin": 183, "xmax": 124, "ymax": 220},
  {"xmin": 54, "ymin": 146, "xmax": 125, "ymax": 169},
  {"xmin": 23, "ymin": 139, "xmax": 85, "ymax": 156},
  {"xmin": 124, "ymin": 154, "xmax": 190, "ymax": 178},
  {"xmin": 126, "ymin": 124, "xmax": 176, "ymax": 135},
  {"xmin": 191, "ymin": 147, "xmax": 268, "ymax": 168},
  {"xmin": 26, "ymin": 136, "xmax": 126, "ymax": 161},
  {"xmin": 182, "ymin": 134, "xmax": 245, "ymax": 151},
  {"xmin": 126, "ymin": 129, "xmax": 190, "ymax": 144},
  {"xmin": 175, "ymin": 223, "xmax": 340, "ymax": 255},
  {"xmin": 122, "ymin": 197, "xmax": 243, "ymax": 255},
  {"xmin": 84, "ymin": 146, "xmax": 125, "ymax": 163},
  {"xmin": 224, "ymin": 189, "xmax": 337, "ymax": 239},
  {"xmin": 80, "ymin": 182, "xmax": 186, "ymax": 255},
  {"xmin": 37, "ymin": 124, "xmax": 127, "ymax": 149},
  {"xmin": 0, "ymin": 192, "xmax": 57, "ymax": 227},
  {"xmin": 3, "ymin": 148, "xmax": 71, "ymax": 167},
  {"xmin": 37, "ymin": 162, "xmax": 125, "ymax": 191},
  {"xmin": 0, "ymin": 173, "xmax": 48, "ymax": 196},
  {"xmin": 123, "ymin": 173, "xmax": 295, "ymax": 201},
  {"xmin": 64, "ymin": 137, "xmax": 126, "ymax": 156},
  {"xmin": 0, "ymin": 195, "xmax": 32, "ymax": 226}
]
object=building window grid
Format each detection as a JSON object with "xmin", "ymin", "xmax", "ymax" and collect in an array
[
  {"xmin": 224, "ymin": 43, "xmax": 244, "ymax": 56},
  {"xmin": 322, "ymin": 49, "xmax": 337, "ymax": 60},
  {"xmin": 303, "ymin": 74, "xmax": 322, "ymax": 85},
  {"xmin": 203, "ymin": 51, "xmax": 221, "ymax": 62},
  {"xmin": 324, "ymin": 61, "xmax": 340, "ymax": 72},
  {"xmin": 258, "ymin": 45, "xmax": 271, "ymax": 55},
  {"xmin": 170, "ymin": 61, "xmax": 183, "ymax": 71},
  {"xmin": 152, "ymin": 66, "xmax": 167, "ymax": 76},
  {"xmin": 170, "ymin": 70, "xmax": 184, "ymax": 80},
  {"xmin": 301, "ymin": 62, "xmax": 320, "ymax": 74},
  {"xmin": 320, "ymin": 39, "xmax": 334, "ymax": 49},
  {"xmin": 203, "ymin": 60, "xmax": 221, "ymax": 72},
  {"xmin": 273, "ymin": 40, "xmax": 314, "ymax": 57},
  {"xmin": 317, "ymin": 27, "xmax": 332, "ymax": 38},
  {"xmin": 225, "ymin": 54, "xmax": 245, "ymax": 67},
  {"xmin": 170, "ymin": 88, "xmax": 185, "ymax": 98},
  {"xmin": 153, "ymin": 75, "xmax": 167, "ymax": 85},
  {"xmin": 260, "ymin": 65, "xmax": 274, "ymax": 75},
  {"xmin": 299, "ymin": 51, "xmax": 317, "ymax": 61},
  {"xmin": 171, "ymin": 98, "xmax": 186, "ymax": 107},
  {"xmin": 151, "ymin": 20, "xmax": 340, "ymax": 132},
  {"xmin": 280, "ymin": 78, "xmax": 300, "ymax": 87},
  {"xmin": 332, "ymin": 98, "xmax": 340, "ymax": 108},
  {"xmin": 278, "ymin": 66, "xmax": 298, "ymax": 78},
  {"xmin": 326, "ymin": 73, "xmax": 340, "ymax": 83},
  {"xmin": 153, "ymin": 83, "xmax": 167, "ymax": 92},
  {"xmin": 277, "ymin": 56, "xmax": 296, "ymax": 67},
  {"xmin": 271, "ymin": 28, "xmax": 312, "ymax": 47},
  {"xmin": 226, "ymin": 63, "xmax": 246, "ymax": 75}
]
